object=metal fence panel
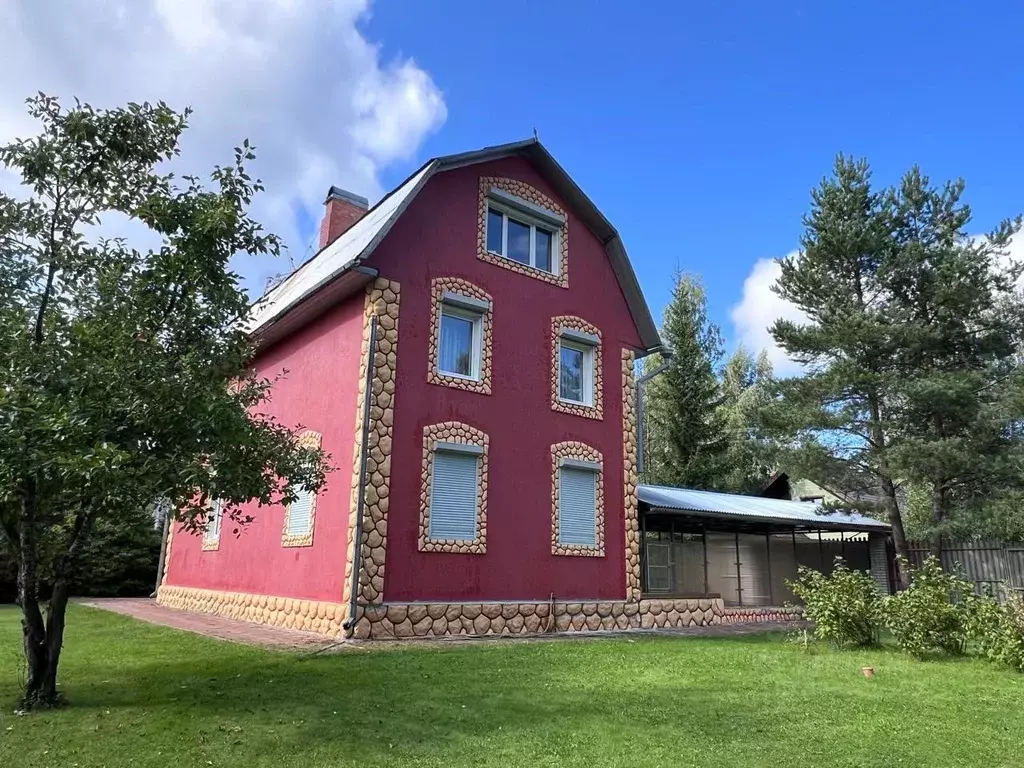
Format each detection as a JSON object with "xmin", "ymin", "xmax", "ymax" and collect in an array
[{"xmin": 906, "ymin": 540, "xmax": 1024, "ymax": 600}]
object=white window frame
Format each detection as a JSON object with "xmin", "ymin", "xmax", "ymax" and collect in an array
[
  {"xmin": 558, "ymin": 338, "xmax": 595, "ymax": 406},
  {"xmin": 438, "ymin": 302, "xmax": 484, "ymax": 381},
  {"xmin": 204, "ymin": 499, "xmax": 222, "ymax": 543},
  {"xmin": 486, "ymin": 197, "xmax": 561, "ymax": 276}
]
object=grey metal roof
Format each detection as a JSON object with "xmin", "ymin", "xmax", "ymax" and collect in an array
[
  {"xmin": 246, "ymin": 138, "xmax": 660, "ymax": 351},
  {"xmin": 638, "ymin": 484, "xmax": 890, "ymax": 531}
]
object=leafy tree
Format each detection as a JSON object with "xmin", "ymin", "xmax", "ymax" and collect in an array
[
  {"xmin": 642, "ymin": 273, "xmax": 727, "ymax": 488},
  {"xmin": 764, "ymin": 155, "xmax": 1024, "ymax": 578},
  {"xmin": 0, "ymin": 95, "xmax": 328, "ymax": 709}
]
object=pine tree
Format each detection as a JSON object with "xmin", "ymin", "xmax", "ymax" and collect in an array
[
  {"xmin": 643, "ymin": 273, "xmax": 727, "ymax": 488},
  {"xmin": 765, "ymin": 156, "xmax": 913, "ymax": 572},
  {"xmin": 882, "ymin": 168, "xmax": 1024, "ymax": 554}
]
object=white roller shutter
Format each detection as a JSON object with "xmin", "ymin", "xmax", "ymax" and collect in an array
[
  {"xmin": 558, "ymin": 467, "xmax": 597, "ymax": 545},
  {"xmin": 429, "ymin": 451, "xmax": 479, "ymax": 540},
  {"xmin": 286, "ymin": 489, "xmax": 314, "ymax": 536}
]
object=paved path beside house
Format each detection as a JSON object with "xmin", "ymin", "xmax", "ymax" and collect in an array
[
  {"xmin": 79, "ymin": 598, "xmax": 808, "ymax": 650},
  {"xmin": 78, "ymin": 598, "xmax": 331, "ymax": 649}
]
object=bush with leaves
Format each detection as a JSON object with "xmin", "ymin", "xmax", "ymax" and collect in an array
[
  {"xmin": 965, "ymin": 592, "xmax": 1024, "ymax": 673},
  {"xmin": 880, "ymin": 557, "xmax": 974, "ymax": 658},
  {"xmin": 788, "ymin": 558, "xmax": 881, "ymax": 648}
]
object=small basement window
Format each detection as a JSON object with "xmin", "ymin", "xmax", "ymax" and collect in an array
[{"xmin": 485, "ymin": 190, "xmax": 563, "ymax": 275}]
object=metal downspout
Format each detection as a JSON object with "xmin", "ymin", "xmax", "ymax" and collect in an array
[
  {"xmin": 343, "ymin": 313, "xmax": 379, "ymax": 637},
  {"xmin": 635, "ymin": 348, "xmax": 673, "ymax": 476}
]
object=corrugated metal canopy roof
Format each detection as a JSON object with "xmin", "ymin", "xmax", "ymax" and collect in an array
[{"xmin": 638, "ymin": 484, "xmax": 889, "ymax": 531}]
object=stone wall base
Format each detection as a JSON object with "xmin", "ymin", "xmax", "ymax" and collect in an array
[
  {"xmin": 720, "ymin": 606, "xmax": 805, "ymax": 623},
  {"xmin": 157, "ymin": 586, "xmax": 733, "ymax": 641},
  {"xmin": 351, "ymin": 596, "xmax": 726, "ymax": 639},
  {"xmin": 157, "ymin": 585, "xmax": 347, "ymax": 638}
]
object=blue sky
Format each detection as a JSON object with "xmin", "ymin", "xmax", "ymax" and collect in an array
[
  {"xmin": 360, "ymin": 0, "xmax": 1024, "ymax": 369},
  {"xmin": 2, "ymin": 1, "xmax": 1021, "ymax": 373}
]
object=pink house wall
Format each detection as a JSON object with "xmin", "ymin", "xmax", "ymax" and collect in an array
[
  {"xmin": 365, "ymin": 157, "xmax": 644, "ymax": 603},
  {"xmin": 163, "ymin": 295, "xmax": 365, "ymax": 603}
]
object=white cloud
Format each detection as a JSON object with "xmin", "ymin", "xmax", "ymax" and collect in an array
[
  {"xmin": 729, "ymin": 253, "xmax": 808, "ymax": 377},
  {"xmin": 0, "ymin": 0, "xmax": 446, "ymax": 296}
]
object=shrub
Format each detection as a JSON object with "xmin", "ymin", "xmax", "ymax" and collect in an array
[
  {"xmin": 965, "ymin": 592, "xmax": 1024, "ymax": 673},
  {"xmin": 788, "ymin": 557, "xmax": 881, "ymax": 648},
  {"xmin": 880, "ymin": 556, "xmax": 974, "ymax": 658}
]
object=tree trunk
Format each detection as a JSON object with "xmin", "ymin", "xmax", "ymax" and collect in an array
[
  {"xmin": 17, "ymin": 486, "xmax": 62, "ymax": 709},
  {"xmin": 867, "ymin": 394, "xmax": 911, "ymax": 588},
  {"xmin": 18, "ymin": 494, "xmax": 89, "ymax": 710}
]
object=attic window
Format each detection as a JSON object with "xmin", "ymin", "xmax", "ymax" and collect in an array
[{"xmin": 483, "ymin": 186, "xmax": 564, "ymax": 277}]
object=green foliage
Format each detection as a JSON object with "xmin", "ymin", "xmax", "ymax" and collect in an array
[
  {"xmin": 0, "ymin": 505, "xmax": 161, "ymax": 600},
  {"xmin": 643, "ymin": 273, "xmax": 775, "ymax": 493},
  {"xmin": 0, "ymin": 94, "xmax": 330, "ymax": 705},
  {"xmin": 763, "ymin": 155, "xmax": 1024, "ymax": 558},
  {"xmin": 965, "ymin": 592, "xmax": 1024, "ymax": 673},
  {"xmin": 787, "ymin": 558, "xmax": 881, "ymax": 648},
  {"xmin": 880, "ymin": 557, "xmax": 974, "ymax": 658}
]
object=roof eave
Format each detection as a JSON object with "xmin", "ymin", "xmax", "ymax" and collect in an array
[{"xmin": 641, "ymin": 504, "xmax": 891, "ymax": 533}]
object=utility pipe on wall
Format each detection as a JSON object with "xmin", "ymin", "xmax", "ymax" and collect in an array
[{"xmin": 343, "ymin": 313, "xmax": 379, "ymax": 637}]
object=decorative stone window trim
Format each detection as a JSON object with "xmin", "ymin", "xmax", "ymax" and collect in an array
[
  {"xmin": 427, "ymin": 277, "xmax": 493, "ymax": 394},
  {"xmin": 419, "ymin": 422, "xmax": 488, "ymax": 554},
  {"xmin": 201, "ymin": 498, "xmax": 222, "ymax": 551},
  {"xmin": 622, "ymin": 348, "xmax": 641, "ymax": 601},
  {"xmin": 281, "ymin": 430, "xmax": 322, "ymax": 548},
  {"xmin": 477, "ymin": 176, "xmax": 569, "ymax": 287},
  {"xmin": 551, "ymin": 441, "xmax": 605, "ymax": 557},
  {"xmin": 550, "ymin": 315, "xmax": 603, "ymax": 420},
  {"xmin": 343, "ymin": 278, "xmax": 400, "ymax": 613}
]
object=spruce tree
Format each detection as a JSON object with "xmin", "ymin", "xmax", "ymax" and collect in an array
[
  {"xmin": 718, "ymin": 347, "xmax": 776, "ymax": 493},
  {"xmin": 643, "ymin": 273, "xmax": 727, "ymax": 488}
]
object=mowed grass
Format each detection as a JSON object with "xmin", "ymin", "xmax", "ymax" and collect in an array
[{"xmin": 0, "ymin": 605, "xmax": 1022, "ymax": 767}]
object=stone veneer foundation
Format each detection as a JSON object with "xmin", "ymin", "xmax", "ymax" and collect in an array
[
  {"xmin": 156, "ymin": 584, "xmax": 803, "ymax": 641},
  {"xmin": 418, "ymin": 421, "xmax": 488, "ymax": 554}
]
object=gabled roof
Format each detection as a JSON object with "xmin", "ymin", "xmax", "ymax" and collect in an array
[
  {"xmin": 246, "ymin": 139, "xmax": 660, "ymax": 352},
  {"xmin": 639, "ymin": 484, "xmax": 890, "ymax": 532}
]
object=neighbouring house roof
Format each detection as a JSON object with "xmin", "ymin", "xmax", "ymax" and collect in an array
[
  {"xmin": 245, "ymin": 138, "xmax": 661, "ymax": 352},
  {"xmin": 639, "ymin": 484, "xmax": 891, "ymax": 532}
]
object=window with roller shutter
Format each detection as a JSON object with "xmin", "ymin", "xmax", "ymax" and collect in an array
[
  {"xmin": 558, "ymin": 466, "xmax": 598, "ymax": 546},
  {"xmin": 429, "ymin": 448, "xmax": 480, "ymax": 541},
  {"xmin": 286, "ymin": 488, "xmax": 314, "ymax": 537}
]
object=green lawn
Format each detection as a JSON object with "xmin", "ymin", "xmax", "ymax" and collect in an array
[{"xmin": 1, "ymin": 605, "xmax": 1022, "ymax": 767}]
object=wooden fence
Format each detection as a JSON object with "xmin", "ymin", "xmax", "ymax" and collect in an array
[{"xmin": 905, "ymin": 540, "xmax": 1024, "ymax": 600}]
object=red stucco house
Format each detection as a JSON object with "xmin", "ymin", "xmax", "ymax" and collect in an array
[{"xmin": 157, "ymin": 139, "xmax": 890, "ymax": 639}]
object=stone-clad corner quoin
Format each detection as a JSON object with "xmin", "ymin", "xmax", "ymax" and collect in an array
[
  {"xmin": 418, "ymin": 422, "xmax": 488, "ymax": 554},
  {"xmin": 343, "ymin": 277, "xmax": 401, "ymax": 614},
  {"xmin": 622, "ymin": 348, "xmax": 641, "ymax": 601}
]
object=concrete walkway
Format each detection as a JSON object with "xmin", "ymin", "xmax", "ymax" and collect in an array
[
  {"xmin": 81, "ymin": 598, "xmax": 807, "ymax": 650},
  {"xmin": 78, "ymin": 598, "xmax": 330, "ymax": 649}
]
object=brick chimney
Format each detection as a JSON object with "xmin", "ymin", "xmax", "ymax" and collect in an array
[{"xmin": 319, "ymin": 186, "xmax": 369, "ymax": 249}]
